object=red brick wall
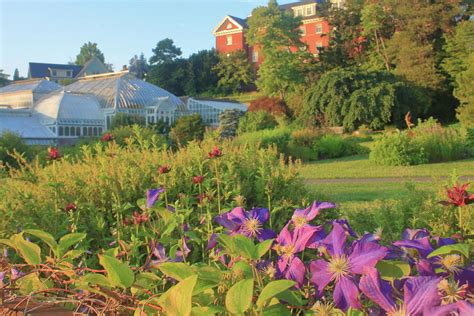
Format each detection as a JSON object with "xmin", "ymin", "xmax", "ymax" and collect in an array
[
  {"xmin": 300, "ymin": 20, "xmax": 330, "ymax": 54},
  {"xmin": 216, "ymin": 31, "xmax": 246, "ymax": 54}
]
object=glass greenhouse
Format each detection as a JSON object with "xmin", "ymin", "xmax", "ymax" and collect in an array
[
  {"xmin": 65, "ymin": 72, "xmax": 188, "ymax": 128},
  {"xmin": 34, "ymin": 90, "xmax": 105, "ymax": 140},
  {"xmin": 187, "ymin": 98, "xmax": 247, "ymax": 126},
  {"xmin": 0, "ymin": 79, "xmax": 61, "ymax": 109}
]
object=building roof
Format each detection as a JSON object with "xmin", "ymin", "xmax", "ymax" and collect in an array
[
  {"xmin": 0, "ymin": 110, "xmax": 56, "ymax": 139},
  {"xmin": 64, "ymin": 72, "xmax": 186, "ymax": 112},
  {"xmin": 34, "ymin": 90, "xmax": 104, "ymax": 124},
  {"xmin": 279, "ymin": 0, "xmax": 318, "ymax": 10},
  {"xmin": 228, "ymin": 15, "xmax": 248, "ymax": 28},
  {"xmin": 0, "ymin": 79, "xmax": 61, "ymax": 95},
  {"xmin": 74, "ymin": 56, "xmax": 109, "ymax": 78},
  {"xmin": 29, "ymin": 62, "xmax": 83, "ymax": 78},
  {"xmin": 188, "ymin": 98, "xmax": 247, "ymax": 111}
]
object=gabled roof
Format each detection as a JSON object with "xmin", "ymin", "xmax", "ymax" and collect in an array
[
  {"xmin": 29, "ymin": 62, "xmax": 82, "ymax": 78},
  {"xmin": 74, "ymin": 56, "xmax": 109, "ymax": 78},
  {"xmin": 212, "ymin": 15, "xmax": 247, "ymax": 35},
  {"xmin": 279, "ymin": 0, "xmax": 318, "ymax": 11}
]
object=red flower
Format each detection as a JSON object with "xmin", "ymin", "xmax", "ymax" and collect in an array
[
  {"xmin": 64, "ymin": 202, "xmax": 77, "ymax": 213},
  {"xmin": 132, "ymin": 211, "xmax": 149, "ymax": 225},
  {"xmin": 208, "ymin": 146, "xmax": 222, "ymax": 159},
  {"xmin": 48, "ymin": 147, "xmax": 61, "ymax": 160},
  {"xmin": 101, "ymin": 133, "xmax": 114, "ymax": 142},
  {"xmin": 159, "ymin": 165, "xmax": 171, "ymax": 174},
  {"xmin": 192, "ymin": 175, "xmax": 205, "ymax": 185},
  {"xmin": 439, "ymin": 183, "xmax": 474, "ymax": 207}
]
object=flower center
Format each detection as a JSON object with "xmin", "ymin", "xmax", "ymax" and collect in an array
[
  {"xmin": 328, "ymin": 256, "xmax": 351, "ymax": 281},
  {"xmin": 241, "ymin": 218, "xmax": 262, "ymax": 237},
  {"xmin": 389, "ymin": 305, "xmax": 408, "ymax": 316},
  {"xmin": 275, "ymin": 244, "xmax": 296, "ymax": 260},
  {"xmin": 292, "ymin": 215, "xmax": 308, "ymax": 228},
  {"xmin": 438, "ymin": 254, "xmax": 463, "ymax": 273},
  {"xmin": 311, "ymin": 301, "xmax": 336, "ymax": 316},
  {"xmin": 437, "ymin": 279, "xmax": 468, "ymax": 304}
]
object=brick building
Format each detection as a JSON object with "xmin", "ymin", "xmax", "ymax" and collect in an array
[{"xmin": 212, "ymin": 0, "xmax": 343, "ymax": 66}]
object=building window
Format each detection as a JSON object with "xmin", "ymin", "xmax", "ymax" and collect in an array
[
  {"xmin": 297, "ymin": 8, "xmax": 303, "ymax": 16},
  {"xmin": 51, "ymin": 70, "xmax": 57, "ymax": 76},
  {"xmin": 88, "ymin": 127, "xmax": 92, "ymax": 136},
  {"xmin": 66, "ymin": 70, "xmax": 72, "ymax": 77},
  {"xmin": 59, "ymin": 126, "xmax": 64, "ymax": 136},
  {"xmin": 315, "ymin": 42, "xmax": 323, "ymax": 55},
  {"xmin": 93, "ymin": 127, "xmax": 98, "ymax": 136},
  {"xmin": 76, "ymin": 127, "xmax": 81, "ymax": 136},
  {"xmin": 70, "ymin": 127, "xmax": 76, "ymax": 136},
  {"xmin": 300, "ymin": 26, "xmax": 306, "ymax": 36},
  {"xmin": 252, "ymin": 51, "xmax": 259, "ymax": 63},
  {"xmin": 226, "ymin": 35, "xmax": 233, "ymax": 46},
  {"xmin": 226, "ymin": 23, "xmax": 233, "ymax": 29},
  {"xmin": 306, "ymin": 7, "xmax": 313, "ymax": 16},
  {"xmin": 65, "ymin": 126, "xmax": 70, "ymax": 136},
  {"xmin": 316, "ymin": 24, "xmax": 323, "ymax": 34}
]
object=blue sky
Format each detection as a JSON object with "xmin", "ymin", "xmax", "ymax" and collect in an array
[{"xmin": 0, "ymin": 0, "xmax": 277, "ymax": 77}]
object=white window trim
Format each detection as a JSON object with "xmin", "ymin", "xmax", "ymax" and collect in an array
[{"xmin": 226, "ymin": 35, "xmax": 233, "ymax": 46}]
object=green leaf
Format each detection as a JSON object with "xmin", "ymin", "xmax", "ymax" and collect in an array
[
  {"xmin": 346, "ymin": 308, "xmax": 366, "ymax": 316},
  {"xmin": 233, "ymin": 235, "xmax": 257, "ymax": 259},
  {"xmin": 61, "ymin": 249, "xmax": 85, "ymax": 261},
  {"xmin": 58, "ymin": 233, "xmax": 86, "ymax": 257},
  {"xmin": 24, "ymin": 229, "xmax": 58, "ymax": 256},
  {"xmin": 0, "ymin": 238, "xmax": 17, "ymax": 250},
  {"xmin": 12, "ymin": 234, "xmax": 41, "ymax": 265},
  {"xmin": 80, "ymin": 273, "xmax": 112, "ymax": 287},
  {"xmin": 262, "ymin": 304, "xmax": 291, "ymax": 316},
  {"xmin": 17, "ymin": 273, "xmax": 47, "ymax": 295},
  {"xmin": 158, "ymin": 262, "xmax": 195, "ymax": 281},
  {"xmin": 159, "ymin": 275, "xmax": 197, "ymax": 316},
  {"xmin": 99, "ymin": 255, "xmax": 135, "ymax": 288},
  {"xmin": 256, "ymin": 239, "xmax": 274, "ymax": 259},
  {"xmin": 275, "ymin": 290, "xmax": 305, "ymax": 307},
  {"xmin": 427, "ymin": 244, "xmax": 470, "ymax": 259},
  {"xmin": 225, "ymin": 278, "xmax": 254, "ymax": 314},
  {"xmin": 231, "ymin": 261, "xmax": 253, "ymax": 279},
  {"xmin": 376, "ymin": 260, "xmax": 411, "ymax": 281},
  {"xmin": 257, "ymin": 280, "xmax": 295, "ymax": 307},
  {"xmin": 191, "ymin": 306, "xmax": 226, "ymax": 316}
]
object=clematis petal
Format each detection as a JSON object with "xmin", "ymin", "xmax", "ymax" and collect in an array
[
  {"xmin": 257, "ymin": 229, "xmax": 276, "ymax": 242},
  {"xmin": 250, "ymin": 207, "xmax": 269, "ymax": 223},
  {"xmin": 207, "ymin": 233, "xmax": 218, "ymax": 250},
  {"xmin": 226, "ymin": 207, "xmax": 247, "ymax": 224},
  {"xmin": 294, "ymin": 224, "xmax": 321, "ymax": 253},
  {"xmin": 359, "ymin": 268, "xmax": 397, "ymax": 313},
  {"xmin": 146, "ymin": 188, "xmax": 164, "ymax": 208},
  {"xmin": 402, "ymin": 228, "xmax": 430, "ymax": 240},
  {"xmin": 323, "ymin": 222, "xmax": 348, "ymax": 257},
  {"xmin": 304, "ymin": 201, "xmax": 336, "ymax": 221},
  {"xmin": 416, "ymin": 259, "xmax": 436, "ymax": 276},
  {"xmin": 284, "ymin": 257, "xmax": 306, "ymax": 288},
  {"xmin": 306, "ymin": 225, "xmax": 326, "ymax": 249},
  {"xmin": 309, "ymin": 259, "xmax": 333, "ymax": 294},
  {"xmin": 404, "ymin": 276, "xmax": 442, "ymax": 315},
  {"xmin": 349, "ymin": 241, "xmax": 388, "ymax": 274},
  {"xmin": 393, "ymin": 236, "xmax": 434, "ymax": 258},
  {"xmin": 333, "ymin": 276, "xmax": 362, "ymax": 311},
  {"xmin": 276, "ymin": 224, "xmax": 292, "ymax": 246}
]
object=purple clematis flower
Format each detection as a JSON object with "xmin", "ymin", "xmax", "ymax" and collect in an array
[
  {"xmin": 274, "ymin": 223, "xmax": 323, "ymax": 287},
  {"xmin": 146, "ymin": 188, "xmax": 165, "ymax": 208},
  {"xmin": 147, "ymin": 240, "xmax": 188, "ymax": 268},
  {"xmin": 290, "ymin": 201, "xmax": 335, "ymax": 229},
  {"xmin": 360, "ymin": 268, "xmax": 444, "ymax": 315},
  {"xmin": 214, "ymin": 207, "xmax": 276, "ymax": 242},
  {"xmin": 309, "ymin": 222, "xmax": 388, "ymax": 311}
]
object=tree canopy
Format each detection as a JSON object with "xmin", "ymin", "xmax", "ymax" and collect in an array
[
  {"xmin": 214, "ymin": 50, "xmax": 254, "ymax": 94},
  {"xmin": 149, "ymin": 39, "xmax": 182, "ymax": 65},
  {"xmin": 129, "ymin": 53, "xmax": 149, "ymax": 80},
  {"xmin": 75, "ymin": 42, "xmax": 105, "ymax": 66}
]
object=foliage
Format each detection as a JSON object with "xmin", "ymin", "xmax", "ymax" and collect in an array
[
  {"xmin": 0, "ymin": 132, "xmax": 31, "ymax": 169},
  {"xmin": 13, "ymin": 68, "xmax": 20, "ymax": 81},
  {"xmin": 149, "ymin": 38, "xmax": 182, "ymax": 65},
  {"xmin": 236, "ymin": 127, "xmax": 293, "ymax": 155},
  {"xmin": 186, "ymin": 49, "xmax": 220, "ymax": 95},
  {"xmin": 248, "ymin": 96, "xmax": 289, "ymax": 117},
  {"xmin": 237, "ymin": 111, "xmax": 278, "ymax": 135},
  {"xmin": 314, "ymin": 134, "xmax": 367, "ymax": 160},
  {"xmin": 108, "ymin": 125, "xmax": 167, "ymax": 147},
  {"xmin": 128, "ymin": 53, "xmax": 149, "ymax": 79},
  {"xmin": 169, "ymin": 114, "xmax": 205, "ymax": 146},
  {"xmin": 442, "ymin": 21, "xmax": 474, "ymax": 85},
  {"xmin": 110, "ymin": 113, "xmax": 146, "ymax": 129},
  {"xmin": 218, "ymin": 109, "xmax": 245, "ymax": 139},
  {"xmin": 0, "ymin": 69, "xmax": 10, "ymax": 87},
  {"xmin": 454, "ymin": 53, "xmax": 474, "ymax": 129},
  {"xmin": 370, "ymin": 119, "xmax": 470, "ymax": 166},
  {"xmin": 147, "ymin": 57, "xmax": 190, "ymax": 96},
  {"xmin": 75, "ymin": 41, "xmax": 106, "ymax": 66},
  {"xmin": 214, "ymin": 50, "xmax": 255, "ymax": 94},
  {"xmin": 302, "ymin": 68, "xmax": 429, "ymax": 131}
]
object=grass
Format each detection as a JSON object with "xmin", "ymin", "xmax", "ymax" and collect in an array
[
  {"xmin": 214, "ymin": 91, "xmax": 263, "ymax": 105},
  {"xmin": 301, "ymin": 154, "xmax": 474, "ymax": 179}
]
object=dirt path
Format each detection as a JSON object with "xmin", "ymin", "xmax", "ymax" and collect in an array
[{"xmin": 304, "ymin": 175, "xmax": 473, "ymax": 184}]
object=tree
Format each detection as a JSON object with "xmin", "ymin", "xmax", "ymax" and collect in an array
[
  {"xmin": 129, "ymin": 53, "xmax": 149, "ymax": 80},
  {"xmin": 13, "ymin": 69, "xmax": 20, "ymax": 81},
  {"xmin": 0, "ymin": 70, "xmax": 9, "ymax": 87},
  {"xmin": 214, "ymin": 50, "xmax": 254, "ymax": 93},
  {"xmin": 110, "ymin": 113, "xmax": 146, "ymax": 129},
  {"xmin": 186, "ymin": 49, "xmax": 220, "ymax": 95},
  {"xmin": 75, "ymin": 42, "xmax": 105, "ymax": 66},
  {"xmin": 147, "ymin": 58, "xmax": 191, "ymax": 96},
  {"xmin": 169, "ymin": 114, "xmax": 205, "ymax": 146},
  {"xmin": 454, "ymin": 53, "xmax": 474, "ymax": 128},
  {"xmin": 302, "ymin": 69, "xmax": 429, "ymax": 131},
  {"xmin": 219, "ymin": 109, "xmax": 245, "ymax": 138},
  {"xmin": 246, "ymin": 0, "xmax": 310, "ymax": 99},
  {"xmin": 149, "ymin": 39, "xmax": 182, "ymax": 65},
  {"xmin": 248, "ymin": 96, "xmax": 289, "ymax": 116}
]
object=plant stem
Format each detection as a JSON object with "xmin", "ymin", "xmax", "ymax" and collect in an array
[{"xmin": 213, "ymin": 160, "xmax": 221, "ymax": 213}]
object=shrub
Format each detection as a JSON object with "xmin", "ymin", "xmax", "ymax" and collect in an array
[
  {"xmin": 109, "ymin": 125, "xmax": 167, "ymax": 147},
  {"xmin": 236, "ymin": 127, "xmax": 292, "ymax": 154},
  {"xmin": 302, "ymin": 69, "xmax": 429, "ymax": 131},
  {"xmin": 248, "ymin": 96, "xmax": 289, "ymax": 116},
  {"xmin": 110, "ymin": 113, "xmax": 146, "ymax": 129},
  {"xmin": 0, "ymin": 132, "xmax": 31, "ymax": 168},
  {"xmin": 314, "ymin": 134, "xmax": 367, "ymax": 160},
  {"xmin": 169, "ymin": 114, "xmax": 205, "ymax": 146},
  {"xmin": 219, "ymin": 109, "xmax": 245, "ymax": 138},
  {"xmin": 237, "ymin": 111, "xmax": 278, "ymax": 134},
  {"xmin": 370, "ymin": 119, "xmax": 469, "ymax": 166}
]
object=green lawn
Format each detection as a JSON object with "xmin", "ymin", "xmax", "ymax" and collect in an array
[{"xmin": 301, "ymin": 154, "xmax": 474, "ymax": 179}]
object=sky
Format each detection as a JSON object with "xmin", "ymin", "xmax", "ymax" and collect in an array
[{"xmin": 0, "ymin": 0, "xmax": 278, "ymax": 78}]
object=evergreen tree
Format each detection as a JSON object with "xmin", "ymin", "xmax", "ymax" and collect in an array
[
  {"xmin": 214, "ymin": 50, "xmax": 254, "ymax": 93},
  {"xmin": 13, "ymin": 68, "xmax": 20, "ymax": 81},
  {"xmin": 149, "ymin": 39, "xmax": 182, "ymax": 65},
  {"xmin": 186, "ymin": 49, "xmax": 220, "ymax": 95},
  {"xmin": 129, "ymin": 53, "xmax": 149, "ymax": 80},
  {"xmin": 454, "ymin": 53, "xmax": 474, "ymax": 128},
  {"xmin": 219, "ymin": 109, "xmax": 245, "ymax": 138},
  {"xmin": 0, "ymin": 70, "xmax": 9, "ymax": 87}
]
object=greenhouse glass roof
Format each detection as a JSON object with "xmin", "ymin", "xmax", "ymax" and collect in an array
[
  {"xmin": 0, "ymin": 110, "xmax": 56, "ymax": 139},
  {"xmin": 0, "ymin": 79, "xmax": 61, "ymax": 95},
  {"xmin": 65, "ymin": 72, "xmax": 186, "ymax": 112}
]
